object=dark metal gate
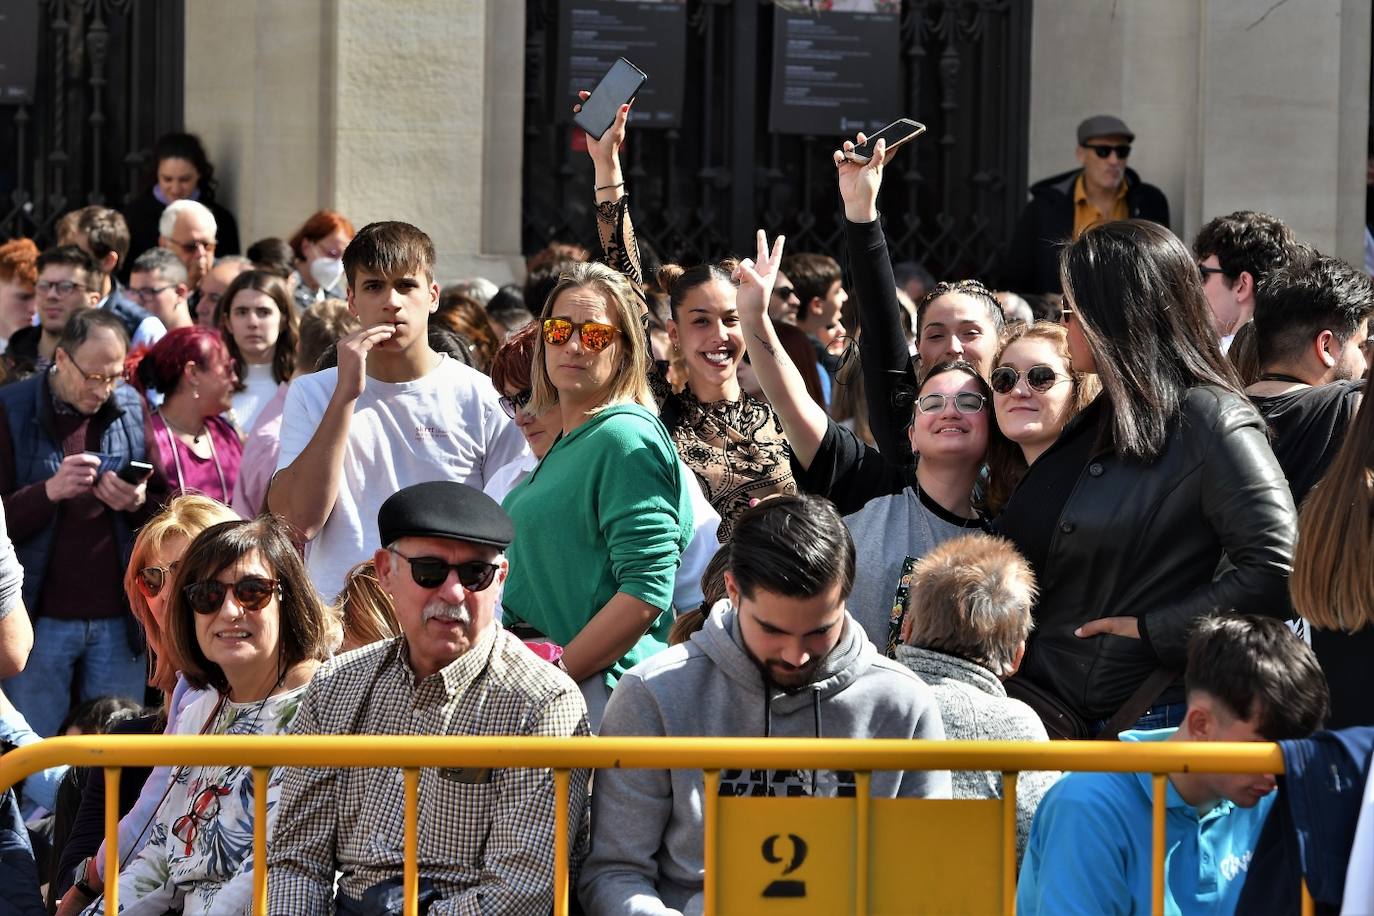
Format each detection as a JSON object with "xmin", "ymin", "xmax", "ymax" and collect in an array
[
  {"xmin": 0, "ymin": 0, "xmax": 184, "ymax": 246},
  {"xmin": 523, "ymin": 0, "xmax": 1031, "ymax": 282}
]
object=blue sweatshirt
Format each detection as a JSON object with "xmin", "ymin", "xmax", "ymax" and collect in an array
[{"xmin": 1017, "ymin": 728, "xmax": 1273, "ymax": 916}]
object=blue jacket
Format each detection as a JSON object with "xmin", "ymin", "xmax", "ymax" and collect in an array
[
  {"xmin": 1235, "ymin": 727, "xmax": 1374, "ymax": 912},
  {"xmin": 0, "ymin": 372, "xmax": 148, "ymax": 614},
  {"xmin": 1018, "ymin": 729, "xmax": 1273, "ymax": 915},
  {"xmin": 0, "ymin": 789, "xmax": 44, "ymax": 916}
]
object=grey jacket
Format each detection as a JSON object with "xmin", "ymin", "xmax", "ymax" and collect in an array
[
  {"xmin": 578, "ymin": 602, "xmax": 950, "ymax": 916},
  {"xmin": 894, "ymin": 645, "xmax": 1060, "ymax": 860}
]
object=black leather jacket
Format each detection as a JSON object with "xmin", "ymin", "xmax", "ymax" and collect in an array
[{"xmin": 1000, "ymin": 387, "xmax": 1296, "ymax": 720}]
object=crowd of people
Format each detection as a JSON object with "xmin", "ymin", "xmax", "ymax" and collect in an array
[{"xmin": 0, "ymin": 103, "xmax": 1368, "ymax": 916}]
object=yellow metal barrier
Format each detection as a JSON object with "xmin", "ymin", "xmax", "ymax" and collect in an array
[{"xmin": 0, "ymin": 736, "xmax": 1311, "ymax": 916}]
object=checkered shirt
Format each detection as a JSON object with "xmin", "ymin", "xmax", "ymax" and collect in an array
[{"xmin": 265, "ymin": 624, "xmax": 591, "ymax": 915}]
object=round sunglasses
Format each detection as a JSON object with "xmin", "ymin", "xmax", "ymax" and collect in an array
[
  {"xmin": 542, "ymin": 318, "xmax": 620, "ymax": 352},
  {"xmin": 990, "ymin": 364, "xmax": 1070, "ymax": 395},
  {"xmin": 183, "ymin": 576, "xmax": 280, "ymax": 615},
  {"xmin": 136, "ymin": 561, "xmax": 181, "ymax": 599},
  {"xmin": 916, "ymin": 391, "xmax": 987, "ymax": 415},
  {"xmin": 390, "ymin": 550, "xmax": 499, "ymax": 591}
]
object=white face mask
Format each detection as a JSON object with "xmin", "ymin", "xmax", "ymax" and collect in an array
[{"xmin": 309, "ymin": 257, "xmax": 344, "ymax": 291}]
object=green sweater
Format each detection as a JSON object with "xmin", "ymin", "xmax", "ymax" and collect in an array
[{"xmin": 502, "ymin": 403, "xmax": 693, "ymax": 685}]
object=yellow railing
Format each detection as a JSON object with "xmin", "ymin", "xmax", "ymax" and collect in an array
[{"xmin": 0, "ymin": 736, "xmax": 1309, "ymax": 916}]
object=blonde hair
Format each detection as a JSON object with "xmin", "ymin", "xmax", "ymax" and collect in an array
[
  {"xmin": 334, "ymin": 559, "xmax": 400, "ymax": 651},
  {"xmin": 528, "ymin": 261, "xmax": 655, "ymax": 417},
  {"xmin": 1291, "ymin": 390, "xmax": 1374, "ymax": 631},
  {"xmin": 903, "ymin": 533, "xmax": 1036, "ymax": 676},
  {"xmin": 124, "ymin": 495, "xmax": 240, "ymax": 696}
]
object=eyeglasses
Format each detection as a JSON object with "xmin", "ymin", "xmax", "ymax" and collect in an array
[
  {"xmin": 136, "ymin": 561, "xmax": 182, "ymax": 599},
  {"xmin": 916, "ymin": 391, "xmax": 987, "ymax": 414},
  {"xmin": 390, "ymin": 550, "xmax": 499, "ymax": 591},
  {"xmin": 169, "ymin": 238, "xmax": 216, "ymax": 256},
  {"xmin": 36, "ymin": 280, "xmax": 92, "ymax": 297},
  {"xmin": 1060, "ymin": 307, "xmax": 1075, "ymax": 325},
  {"xmin": 183, "ymin": 576, "xmax": 280, "ymax": 615},
  {"xmin": 129, "ymin": 285, "xmax": 172, "ymax": 300},
  {"xmin": 1198, "ymin": 264, "xmax": 1229, "ymax": 282},
  {"xmin": 1082, "ymin": 144, "xmax": 1131, "ymax": 159},
  {"xmin": 771, "ymin": 285, "xmax": 795, "ymax": 301},
  {"xmin": 172, "ymin": 784, "xmax": 232, "ymax": 852},
  {"xmin": 498, "ymin": 389, "xmax": 532, "ymax": 419},
  {"xmin": 61, "ymin": 349, "xmax": 123, "ymax": 387},
  {"xmin": 542, "ymin": 317, "xmax": 621, "ymax": 352},
  {"xmin": 990, "ymin": 365, "xmax": 1071, "ymax": 394}
]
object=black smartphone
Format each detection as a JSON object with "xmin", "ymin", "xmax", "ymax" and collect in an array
[
  {"xmin": 849, "ymin": 118, "xmax": 927, "ymax": 163},
  {"xmin": 117, "ymin": 459, "xmax": 155, "ymax": 485},
  {"xmin": 573, "ymin": 58, "xmax": 648, "ymax": 141}
]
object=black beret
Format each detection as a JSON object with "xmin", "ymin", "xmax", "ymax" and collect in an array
[{"xmin": 377, "ymin": 481, "xmax": 514, "ymax": 550}]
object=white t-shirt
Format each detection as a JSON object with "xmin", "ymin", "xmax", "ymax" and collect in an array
[
  {"xmin": 277, "ymin": 353, "xmax": 530, "ymax": 598},
  {"xmin": 232, "ymin": 362, "xmax": 280, "ymax": 434}
]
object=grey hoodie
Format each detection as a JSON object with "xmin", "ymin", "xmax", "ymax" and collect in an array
[{"xmin": 577, "ymin": 602, "xmax": 950, "ymax": 916}]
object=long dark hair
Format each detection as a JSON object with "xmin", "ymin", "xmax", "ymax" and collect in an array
[
  {"xmin": 217, "ymin": 270, "xmax": 298, "ymax": 386},
  {"xmin": 1060, "ymin": 219, "xmax": 1243, "ymax": 463}
]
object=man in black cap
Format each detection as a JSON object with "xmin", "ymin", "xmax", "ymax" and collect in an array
[
  {"xmin": 1002, "ymin": 114, "xmax": 1170, "ymax": 295},
  {"xmin": 267, "ymin": 481, "xmax": 590, "ymax": 916}
]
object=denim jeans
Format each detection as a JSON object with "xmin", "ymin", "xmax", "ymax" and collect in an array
[
  {"xmin": 2, "ymin": 617, "xmax": 146, "ymax": 738},
  {"xmin": 1092, "ymin": 700, "xmax": 1188, "ymax": 737}
]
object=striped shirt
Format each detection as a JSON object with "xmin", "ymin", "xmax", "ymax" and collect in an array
[{"xmin": 265, "ymin": 624, "xmax": 591, "ymax": 915}]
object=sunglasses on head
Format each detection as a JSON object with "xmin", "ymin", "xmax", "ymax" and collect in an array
[
  {"xmin": 916, "ymin": 391, "xmax": 987, "ymax": 415},
  {"xmin": 1083, "ymin": 143, "xmax": 1131, "ymax": 159},
  {"xmin": 183, "ymin": 576, "xmax": 280, "ymax": 615},
  {"xmin": 990, "ymin": 365, "xmax": 1070, "ymax": 394},
  {"xmin": 542, "ymin": 318, "xmax": 620, "ymax": 352},
  {"xmin": 498, "ymin": 389, "xmax": 532, "ymax": 419},
  {"xmin": 390, "ymin": 550, "xmax": 499, "ymax": 591},
  {"xmin": 136, "ymin": 562, "xmax": 181, "ymax": 599}
]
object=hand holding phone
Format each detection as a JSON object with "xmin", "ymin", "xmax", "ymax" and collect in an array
[
  {"xmin": 848, "ymin": 118, "xmax": 926, "ymax": 163},
  {"xmin": 117, "ymin": 459, "xmax": 155, "ymax": 486},
  {"xmin": 573, "ymin": 58, "xmax": 647, "ymax": 142}
]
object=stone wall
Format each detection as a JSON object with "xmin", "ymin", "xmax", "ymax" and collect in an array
[{"xmin": 1027, "ymin": 0, "xmax": 1369, "ymax": 263}]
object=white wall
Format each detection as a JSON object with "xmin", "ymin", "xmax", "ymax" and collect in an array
[
  {"xmin": 183, "ymin": 0, "xmax": 525, "ymax": 285},
  {"xmin": 1029, "ymin": 0, "xmax": 1369, "ymax": 263}
]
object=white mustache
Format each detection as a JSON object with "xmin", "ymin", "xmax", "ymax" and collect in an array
[{"xmin": 423, "ymin": 600, "xmax": 470, "ymax": 625}]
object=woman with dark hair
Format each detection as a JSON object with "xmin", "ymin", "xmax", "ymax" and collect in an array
[
  {"xmin": 996, "ymin": 219, "xmax": 1295, "ymax": 734},
  {"xmin": 288, "ymin": 210, "xmax": 354, "ymax": 312},
  {"xmin": 134, "ymin": 327, "xmax": 243, "ymax": 503},
  {"xmin": 575, "ymin": 97, "xmax": 797, "ymax": 539},
  {"xmin": 984, "ymin": 321, "xmax": 1099, "ymax": 514},
  {"xmin": 1291, "ymin": 388, "xmax": 1374, "ymax": 729},
  {"xmin": 122, "ymin": 133, "xmax": 241, "ymax": 263},
  {"xmin": 216, "ymin": 270, "xmax": 298, "ymax": 435},
  {"xmin": 82, "ymin": 515, "xmax": 330, "ymax": 916},
  {"xmin": 433, "ymin": 289, "xmax": 500, "ymax": 373},
  {"xmin": 736, "ymin": 231, "xmax": 993, "ymax": 654}
]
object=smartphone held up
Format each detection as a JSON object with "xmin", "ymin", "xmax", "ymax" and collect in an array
[
  {"xmin": 848, "ymin": 118, "xmax": 926, "ymax": 163},
  {"xmin": 573, "ymin": 58, "xmax": 648, "ymax": 141}
]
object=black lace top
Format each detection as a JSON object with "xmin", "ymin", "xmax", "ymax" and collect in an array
[{"xmin": 596, "ymin": 196, "xmax": 797, "ymax": 541}]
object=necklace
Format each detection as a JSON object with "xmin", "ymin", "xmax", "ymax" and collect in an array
[
  {"xmin": 155, "ymin": 411, "xmax": 228, "ymax": 501},
  {"xmin": 160, "ymin": 411, "xmax": 207, "ymax": 445}
]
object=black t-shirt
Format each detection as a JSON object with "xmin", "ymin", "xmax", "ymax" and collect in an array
[
  {"xmin": 1312, "ymin": 627, "xmax": 1374, "ymax": 730},
  {"xmin": 993, "ymin": 400, "xmax": 1102, "ymax": 581},
  {"xmin": 1249, "ymin": 380, "xmax": 1364, "ymax": 506}
]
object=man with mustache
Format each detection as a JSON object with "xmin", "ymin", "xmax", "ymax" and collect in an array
[
  {"xmin": 579, "ymin": 495, "xmax": 949, "ymax": 916},
  {"xmin": 268, "ymin": 481, "xmax": 590, "ymax": 915}
]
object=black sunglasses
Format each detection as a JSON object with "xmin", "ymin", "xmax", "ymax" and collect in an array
[
  {"xmin": 990, "ymin": 365, "xmax": 1070, "ymax": 394},
  {"xmin": 498, "ymin": 389, "xmax": 532, "ymax": 419},
  {"xmin": 1083, "ymin": 143, "xmax": 1131, "ymax": 159},
  {"xmin": 772, "ymin": 285, "xmax": 795, "ymax": 301},
  {"xmin": 390, "ymin": 550, "xmax": 499, "ymax": 591},
  {"xmin": 184, "ymin": 576, "xmax": 280, "ymax": 615}
]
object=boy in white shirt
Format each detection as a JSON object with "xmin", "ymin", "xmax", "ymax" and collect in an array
[{"xmin": 269, "ymin": 221, "xmax": 528, "ymax": 598}]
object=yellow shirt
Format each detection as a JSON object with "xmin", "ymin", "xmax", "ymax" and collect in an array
[{"xmin": 1072, "ymin": 174, "xmax": 1130, "ymax": 239}]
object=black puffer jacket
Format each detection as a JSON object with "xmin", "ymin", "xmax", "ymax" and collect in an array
[
  {"xmin": 1001, "ymin": 166, "xmax": 1170, "ymax": 295},
  {"xmin": 997, "ymin": 387, "xmax": 1295, "ymax": 720}
]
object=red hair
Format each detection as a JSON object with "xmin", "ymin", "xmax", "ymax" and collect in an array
[
  {"xmin": 289, "ymin": 210, "xmax": 356, "ymax": 260},
  {"xmin": 131, "ymin": 326, "xmax": 230, "ymax": 397},
  {"xmin": 490, "ymin": 321, "xmax": 539, "ymax": 394},
  {"xmin": 0, "ymin": 238, "xmax": 39, "ymax": 287}
]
